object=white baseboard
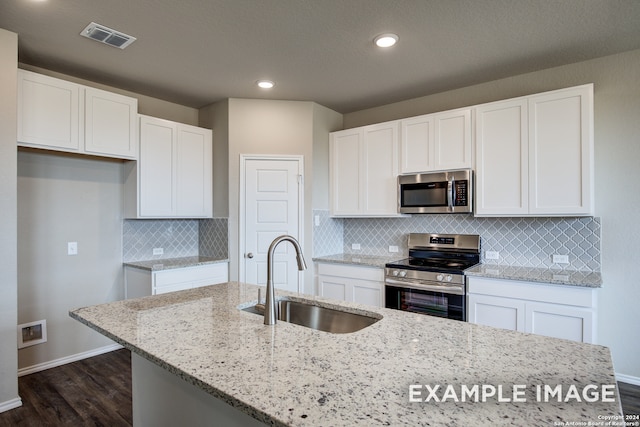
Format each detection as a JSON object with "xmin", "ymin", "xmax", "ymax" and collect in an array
[
  {"xmin": 616, "ymin": 373, "xmax": 640, "ymax": 386},
  {"xmin": 0, "ymin": 397, "xmax": 22, "ymax": 414},
  {"xmin": 18, "ymin": 343, "xmax": 123, "ymax": 377}
]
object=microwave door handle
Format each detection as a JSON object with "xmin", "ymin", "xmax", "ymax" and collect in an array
[{"xmin": 447, "ymin": 179, "xmax": 454, "ymax": 211}]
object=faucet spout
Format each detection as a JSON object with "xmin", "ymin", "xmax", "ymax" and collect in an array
[{"xmin": 265, "ymin": 235, "xmax": 307, "ymax": 325}]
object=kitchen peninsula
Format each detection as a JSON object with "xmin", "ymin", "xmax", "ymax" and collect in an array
[{"xmin": 70, "ymin": 282, "xmax": 621, "ymax": 426}]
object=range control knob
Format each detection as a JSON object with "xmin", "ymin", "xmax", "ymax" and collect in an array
[
  {"xmin": 392, "ymin": 270, "xmax": 399, "ymax": 277},
  {"xmin": 436, "ymin": 274, "xmax": 444, "ymax": 281},
  {"xmin": 445, "ymin": 275, "xmax": 453, "ymax": 282},
  {"xmin": 399, "ymin": 271, "xmax": 407, "ymax": 278}
]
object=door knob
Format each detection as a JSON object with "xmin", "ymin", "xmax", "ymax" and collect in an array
[{"xmin": 246, "ymin": 252, "xmax": 254, "ymax": 259}]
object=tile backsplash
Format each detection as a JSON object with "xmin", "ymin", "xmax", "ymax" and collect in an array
[
  {"xmin": 123, "ymin": 218, "xmax": 228, "ymax": 262},
  {"xmin": 313, "ymin": 210, "xmax": 600, "ymax": 271}
]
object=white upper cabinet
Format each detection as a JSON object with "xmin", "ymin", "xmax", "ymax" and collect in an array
[
  {"xmin": 528, "ymin": 85, "xmax": 593, "ymax": 215},
  {"xmin": 18, "ymin": 70, "xmax": 81, "ymax": 151},
  {"xmin": 399, "ymin": 108, "xmax": 472, "ymax": 173},
  {"xmin": 330, "ymin": 121, "xmax": 400, "ymax": 217},
  {"xmin": 126, "ymin": 115, "xmax": 212, "ymax": 219},
  {"xmin": 433, "ymin": 108, "xmax": 473, "ymax": 170},
  {"xmin": 84, "ymin": 87, "xmax": 138, "ymax": 159},
  {"xmin": 475, "ymin": 98, "xmax": 529, "ymax": 215},
  {"xmin": 474, "ymin": 84, "xmax": 594, "ymax": 217},
  {"xmin": 17, "ymin": 69, "xmax": 138, "ymax": 160}
]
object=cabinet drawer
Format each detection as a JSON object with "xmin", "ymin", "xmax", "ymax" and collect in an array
[
  {"xmin": 316, "ymin": 263, "xmax": 384, "ymax": 281},
  {"xmin": 154, "ymin": 263, "xmax": 228, "ymax": 287}
]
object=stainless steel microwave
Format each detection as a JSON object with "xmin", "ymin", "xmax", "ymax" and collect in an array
[{"xmin": 398, "ymin": 169, "xmax": 473, "ymax": 214}]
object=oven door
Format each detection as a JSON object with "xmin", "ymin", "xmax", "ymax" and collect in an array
[{"xmin": 384, "ymin": 281, "xmax": 466, "ymax": 321}]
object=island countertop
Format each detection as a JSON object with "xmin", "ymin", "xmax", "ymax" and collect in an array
[{"xmin": 70, "ymin": 282, "xmax": 621, "ymax": 426}]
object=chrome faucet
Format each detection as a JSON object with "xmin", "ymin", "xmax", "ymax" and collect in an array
[{"xmin": 264, "ymin": 235, "xmax": 307, "ymax": 325}]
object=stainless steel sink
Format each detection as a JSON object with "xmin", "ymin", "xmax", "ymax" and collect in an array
[{"xmin": 241, "ymin": 299, "xmax": 381, "ymax": 334}]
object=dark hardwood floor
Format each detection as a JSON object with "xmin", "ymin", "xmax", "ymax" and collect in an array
[
  {"xmin": 0, "ymin": 349, "xmax": 132, "ymax": 426},
  {"xmin": 0, "ymin": 348, "xmax": 638, "ymax": 426}
]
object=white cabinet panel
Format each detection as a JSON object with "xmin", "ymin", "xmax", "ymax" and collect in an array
[
  {"xmin": 467, "ymin": 276, "xmax": 597, "ymax": 344},
  {"xmin": 84, "ymin": 87, "xmax": 137, "ymax": 159},
  {"xmin": 128, "ymin": 115, "xmax": 212, "ymax": 218},
  {"xmin": 125, "ymin": 263, "xmax": 228, "ymax": 299},
  {"xmin": 468, "ymin": 294, "xmax": 525, "ymax": 331},
  {"xmin": 528, "ymin": 86, "xmax": 593, "ymax": 215},
  {"xmin": 475, "ymin": 99, "xmax": 528, "ymax": 215},
  {"xmin": 400, "ymin": 115, "xmax": 434, "ymax": 173},
  {"xmin": 330, "ymin": 129, "xmax": 361, "ymax": 215},
  {"xmin": 474, "ymin": 84, "xmax": 593, "ymax": 217},
  {"xmin": 316, "ymin": 263, "xmax": 383, "ymax": 308},
  {"xmin": 18, "ymin": 70, "xmax": 80, "ymax": 151},
  {"xmin": 18, "ymin": 69, "xmax": 138, "ymax": 159},
  {"xmin": 526, "ymin": 302, "xmax": 594, "ymax": 344},
  {"xmin": 330, "ymin": 121, "xmax": 400, "ymax": 217},
  {"xmin": 433, "ymin": 108, "xmax": 472, "ymax": 170}
]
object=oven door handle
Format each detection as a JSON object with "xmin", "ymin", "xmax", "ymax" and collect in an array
[{"xmin": 385, "ymin": 278, "xmax": 465, "ymax": 296}]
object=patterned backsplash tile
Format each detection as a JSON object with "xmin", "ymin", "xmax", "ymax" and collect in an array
[
  {"xmin": 313, "ymin": 210, "xmax": 343, "ymax": 256},
  {"xmin": 123, "ymin": 218, "xmax": 228, "ymax": 262},
  {"xmin": 313, "ymin": 211, "xmax": 600, "ymax": 271},
  {"xmin": 199, "ymin": 218, "xmax": 229, "ymax": 258}
]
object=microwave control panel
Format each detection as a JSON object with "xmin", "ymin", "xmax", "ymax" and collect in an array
[{"xmin": 454, "ymin": 180, "xmax": 468, "ymax": 206}]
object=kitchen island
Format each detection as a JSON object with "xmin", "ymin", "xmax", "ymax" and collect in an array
[{"xmin": 70, "ymin": 282, "xmax": 621, "ymax": 426}]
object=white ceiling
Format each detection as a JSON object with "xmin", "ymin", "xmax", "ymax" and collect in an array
[{"xmin": 2, "ymin": 0, "xmax": 640, "ymax": 113}]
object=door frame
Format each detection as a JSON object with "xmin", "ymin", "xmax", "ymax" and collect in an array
[{"xmin": 238, "ymin": 154, "xmax": 305, "ymax": 287}]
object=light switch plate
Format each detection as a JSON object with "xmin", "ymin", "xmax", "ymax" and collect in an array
[{"xmin": 67, "ymin": 242, "xmax": 78, "ymax": 255}]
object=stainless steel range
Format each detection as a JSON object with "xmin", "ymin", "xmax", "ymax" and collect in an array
[{"xmin": 384, "ymin": 233, "xmax": 480, "ymax": 321}]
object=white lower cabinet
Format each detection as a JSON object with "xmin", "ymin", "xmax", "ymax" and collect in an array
[
  {"xmin": 125, "ymin": 263, "xmax": 228, "ymax": 299},
  {"xmin": 467, "ymin": 276, "xmax": 597, "ymax": 344},
  {"xmin": 316, "ymin": 263, "xmax": 383, "ymax": 308}
]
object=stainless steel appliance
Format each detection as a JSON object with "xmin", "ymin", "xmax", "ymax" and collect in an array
[
  {"xmin": 385, "ymin": 233, "xmax": 480, "ymax": 321},
  {"xmin": 398, "ymin": 169, "xmax": 473, "ymax": 214}
]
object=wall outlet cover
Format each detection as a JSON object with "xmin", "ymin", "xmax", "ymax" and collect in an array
[
  {"xmin": 486, "ymin": 251, "xmax": 500, "ymax": 260},
  {"xmin": 153, "ymin": 247, "xmax": 164, "ymax": 256},
  {"xmin": 553, "ymin": 254, "xmax": 570, "ymax": 264},
  {"xmin": 351, "ymin": 243, "xmax": 361, "ymax": 250},
  {"xmin": 389, "ymin": 245, "xmax": 399, "ymax": 253}
]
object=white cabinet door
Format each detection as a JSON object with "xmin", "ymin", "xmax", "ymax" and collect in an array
[
  {"xmin": 176, "ymin": 124, "xmax": 213, "ymax": 217},
  {"xmin": 330, "ymin": 122, "xmax": 400, "ymax": 217},
  {"xmin": 525, "ymin": 302, "xmax": 594, "ymax": 344},
  {"xmin": 84, "ymin": 87, "xmax": 138, "ymax": 159},
  {"xmin": 330, "ymin": 128, "xmax": 362, "ymax": 216},
  {"xmin": 318, "ymin": 276, "xmax": 348, "ymax": 301},
  {"xmin": 433, "ymin": 108, "xmax": 472, "ymax": 170},
  {"xmin": 139, "ymin": 116, "xmax": 175, "ymax": 217},
  {"xmin": 400, "ymin": 114, "xmax": 434, "ymax": 173},
  {"xmin": 316, "ymin": 263, "xmax": 383, "ymax": 308},
  {"xmin": 475, "ymin": 99, "xmax": 528, "ymax": 215},
  {"xmin": 362, "ymin": 122, "xmax": 399, "ymax": 215},
  {"xmin": 17, "ymin": 70, "xmax": 81, "ymax": 151},
  {"xmin": 134, "ymin": 115, "xmax": 212, "ymax": 218},
  {"xmin": 528, "ymin": 85, "xmax": 593, "ymax": 215},
  {"xmin": 468, "ymin": 294, "xmax": 526, "ymax": 332}
]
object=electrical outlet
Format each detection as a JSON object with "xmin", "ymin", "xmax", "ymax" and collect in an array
[
  {"xmin": 553, "ymin": 254, "xmax": 569, "ymax": 264},
  {"xmin": 389, "ymin": 245, "xmax": 399, "ymax": 253},
  {"xmin": 314, "ymin": 215, "xmax": 320, "ymax": 226},
  {"xmin": 485, "ymin": 251, "xmax": 499, "ymax": 260},
  {"xmin": 67, "ymin": 242, "xmax": 78, "ymax": 255},
  {"xmin": 351, "ymin": 243, "xmax": 361, "ymax": 250},
  {"xmin": 153, "ymin": 247, "xmax": 164, "ymax": 256}
]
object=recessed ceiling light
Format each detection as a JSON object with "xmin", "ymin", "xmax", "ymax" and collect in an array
[
  {"xmin": 374, "ymin": 33, "xmax": 399, "ymax": 48},
  {"xmin": 257, "ymin": 80, "xmax": 275, "ymax": 89}
]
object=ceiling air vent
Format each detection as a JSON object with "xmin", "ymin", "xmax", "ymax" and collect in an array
[{"xmin": 80, "ymin": 22, "xmax": 136, "ymax": 49}]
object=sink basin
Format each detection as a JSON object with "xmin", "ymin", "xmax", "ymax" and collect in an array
[{"xmin": 241, "ymin": 298, "xmax": 381, "ymax": 334}]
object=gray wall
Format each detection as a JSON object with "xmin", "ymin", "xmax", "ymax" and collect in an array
[
  {"xmin": 0, "ymin": 28, "xmax": 19, "ymax": 412},
  {"xmin": 343, "ymin": 49, "xmax": 640, "ymax": 380}
]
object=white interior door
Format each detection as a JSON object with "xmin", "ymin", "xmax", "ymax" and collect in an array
[{"xmin": 242, "ymin": 157, "xmax": 303, "ymax": 292}]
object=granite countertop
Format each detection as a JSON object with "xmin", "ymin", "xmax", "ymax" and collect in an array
[
  {"xmin": 465, "ymin": 264, "xmax": 602, "ymax": 288},
  {"xmin": 312, "ymin": 253, "xmax": 401, "ymax": 268},
  {"xmin": 70, "ymin": 282, "xmax": 620, "ymax": 426},
  {"xmin": 124, "ymin": 256, "xmax": 228, "ymax": 271}
]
